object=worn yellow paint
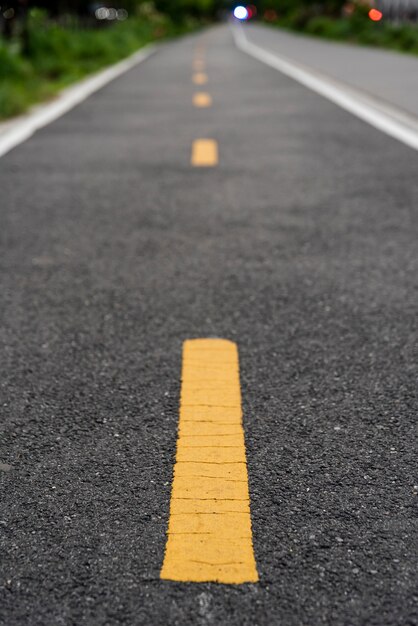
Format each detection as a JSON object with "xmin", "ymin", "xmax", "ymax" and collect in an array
[
  {"xmin": 160, "ymin": 339, "xmax": 259, "ymax": 584},
  {"xmin": 193, "ymin": 92, "xmax": 212, "ymax": 108},
  {"xmin": 193, "ymin": 72, "xmax": 208, "ymax": 85},
  {"xmin": 195, "ymin": 45, "xmax": 206, "ymax": 58},
  {"xmin": 194, "ymin": 58, "xmax": 206, "ymax": 71},
  {"xmin": 191, "ymin": 139, "xmax": 218, "ymax": 167}
]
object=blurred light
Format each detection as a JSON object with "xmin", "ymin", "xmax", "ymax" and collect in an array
[
  {"xmin": 343, "ymin": 2, "xmax": 355, "ymax": 16},
  {"xmin": 369, "ymin": 8, "xmax": 383, "ymax": 20},
  {"xmin": 3, "ymin": 7, "xmax": 15, "ymax": 18},
  {"xmin": 107, "ymin": 8, "xmax": 118, "ymax": 20},
  {"xmin": 234, "ymin": 6, "xmax": 249, "ymax": 20},
  {"xmin": 264, "ymin": 9, "xmax": 278, "ymax": 21},
  {"xmin": 95, "ymin": 7, "xmax": 109, "ymax": 19},
  {"xmin": 247, "ymin": 4, "xmax": 257, "ymax": 18},
  {"xmin": 117, "ymin": 8, "xmax": 128, "ymax": 20}
]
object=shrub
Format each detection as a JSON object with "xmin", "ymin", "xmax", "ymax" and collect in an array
[{"xmin": 0, "ymin": 10, "xmax": 194, "ymax": 119}]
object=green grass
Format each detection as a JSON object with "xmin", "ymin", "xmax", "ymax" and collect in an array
[
  {"xmin": 0, "ymin": 10, "xmax": 196, "ymax": 120},
  {"xmin": 267, "ymin": 11, "xmax": 418, "ymax": 56}
]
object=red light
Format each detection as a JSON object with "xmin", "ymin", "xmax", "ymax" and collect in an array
[{"xmin": 369, "ymin": 8, "xmax": 383, "ymax": 20}]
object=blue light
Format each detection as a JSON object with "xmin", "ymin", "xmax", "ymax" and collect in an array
[{"xmin": 234, "ymin": 6, "xmax": 249, "ymax": 20}]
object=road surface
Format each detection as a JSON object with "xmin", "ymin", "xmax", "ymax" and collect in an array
[
  {"xmin": 0, "ymin": 23, "xmax": 417, "ymax": 626},
  {"xmin": 245, "ymin": 23, "xmax": 418, "ymax": 118}
]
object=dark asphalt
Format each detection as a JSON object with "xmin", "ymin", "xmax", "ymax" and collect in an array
[{"xmin": 1, "ymin": 24, "xmax": 417, "ymax": 626}]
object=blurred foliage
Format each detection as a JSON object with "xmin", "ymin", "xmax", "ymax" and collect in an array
[
  {"xmin": 0, "ymin": 8, "xmax": 194, "ymax": 119},
  {"xmin": 304, "ymin": 14, "xmax": 418, "ymax": 49},
  {"xmin": 260, "ymin": 0, "xmax": 418, "ymax": 53},
  {"xmin": 0, "ymin": 0, "xmax": 229, "ymax": 24},
  {"xmin": 2, "ymin": 0, "xmax": 418, "ymax": 120}
]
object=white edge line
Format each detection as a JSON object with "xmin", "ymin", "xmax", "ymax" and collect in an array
[
  {"xmin": 0, "ymin": 44, "xmax": 156, "ymax": 159},
  {"xmin": 232, "ymin": 24, "xmax": 418, "ymax": 152}
]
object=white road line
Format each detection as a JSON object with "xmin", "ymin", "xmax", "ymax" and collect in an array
[
  {"xmin": 0, "ymin": 45, "xmax": 155, "ymax": 160},
  {"xmin": 232, "ymin": 24, "xmax": 418, "ymax": 152}
]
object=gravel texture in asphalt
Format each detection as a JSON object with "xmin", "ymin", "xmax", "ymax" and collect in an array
[{"xmin": 0, "ymin": 24, "xmax": 417, "ymax": 626}]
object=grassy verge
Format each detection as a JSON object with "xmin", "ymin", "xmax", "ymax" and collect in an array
[
  {"xmin": 267, "ymin": 10, "xmax": 418, "ymax": 56},
  {"xmin": 0, "ymin": 10, "xmax": 196, "ymax": 120}
]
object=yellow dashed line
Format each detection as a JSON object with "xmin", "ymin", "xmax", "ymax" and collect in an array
[
  {"xmin": 194, "ymin": 59, "xmax": 206, "ymax": 71},
  {"xmin": 193, "ymin": 92, "xmax": 212, "ymax": 108},
  {"xmin": 193, "ymin": 72, "xmax": 208, "ymax": 86},
  {"xmin": 161, "ymin": 339, "xmax": 259, "ymax": 584},
  {"xmin": 195, "ymin": 45, "xmax": 206, "ymax": 57},
  {"xmin": 191, "ymin": 139, "xmax": 218, "ymax": 167}
]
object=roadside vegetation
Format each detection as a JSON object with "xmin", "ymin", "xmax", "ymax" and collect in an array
[
  {"xmin": 3, "ymin": 0, "xmax": 418, "ymax": 122},
  {"xmin": 0, "ymin": 0, "xmax": 225, "ymax": 120},
  {"xmin": 270, "ymin": 12, "xmax": 418, "ymax": 55},
  {"xmin": 257, "ymin": 0, "xmax": 418, "ymax": 54}
]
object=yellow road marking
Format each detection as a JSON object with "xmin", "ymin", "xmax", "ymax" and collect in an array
[
  {"xmin": 191, "ymin": 139, "xmax": 218, "ymax": 167},
  {"xmin": 161, "ymin": 339, "xmax": 259, "ymax": 584},
  {"xmin": 193, "ymin": 72, "xmax": 208, "ymax": 86},
  {"xmin": 193, "ymin": 92, "xmax": 212, "ymax": 108},
  {"xmin": 195, "ymin": 45, "xmax": 206, "ymax": 56},
  {"xmin": 194, "ymin": 59, "xmax": 206, "ymax": 71}
]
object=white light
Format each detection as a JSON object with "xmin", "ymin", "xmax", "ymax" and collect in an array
[
  {"xmin": 234, "ymin": 5, "xmax": 249, "ymax": 20},
  {"xmin": 95, "ymin": 7, "xmax": 109, "ymax": 19},
  {"xmin": 107, "ymin": 8, "xmax": 118, "ymax": 20},
  {"xmin": 117, "ymin": 8, "xmax": 128, "ymax": 20}
]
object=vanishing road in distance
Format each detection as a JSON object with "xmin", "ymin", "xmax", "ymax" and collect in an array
[{"xmin": 1, "ymin": 22, "xmax": 417, "ymax": 626}]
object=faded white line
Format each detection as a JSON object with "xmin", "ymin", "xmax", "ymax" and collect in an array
[
  {"xmin": 0, "ymin": 45, "xmax": 155, "ymax": 159},
  {"xmin": 232, "ymin": 24, "xmax": 418, "ymax": 152}
]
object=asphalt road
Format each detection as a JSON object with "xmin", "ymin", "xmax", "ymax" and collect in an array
[
  {"xmin": 246, "ymin": 22, "xmax": 418, "ymax": 118},
  {"xmin": 1, "ymin": 23, "xmax": 417, "ymax": 626}
]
